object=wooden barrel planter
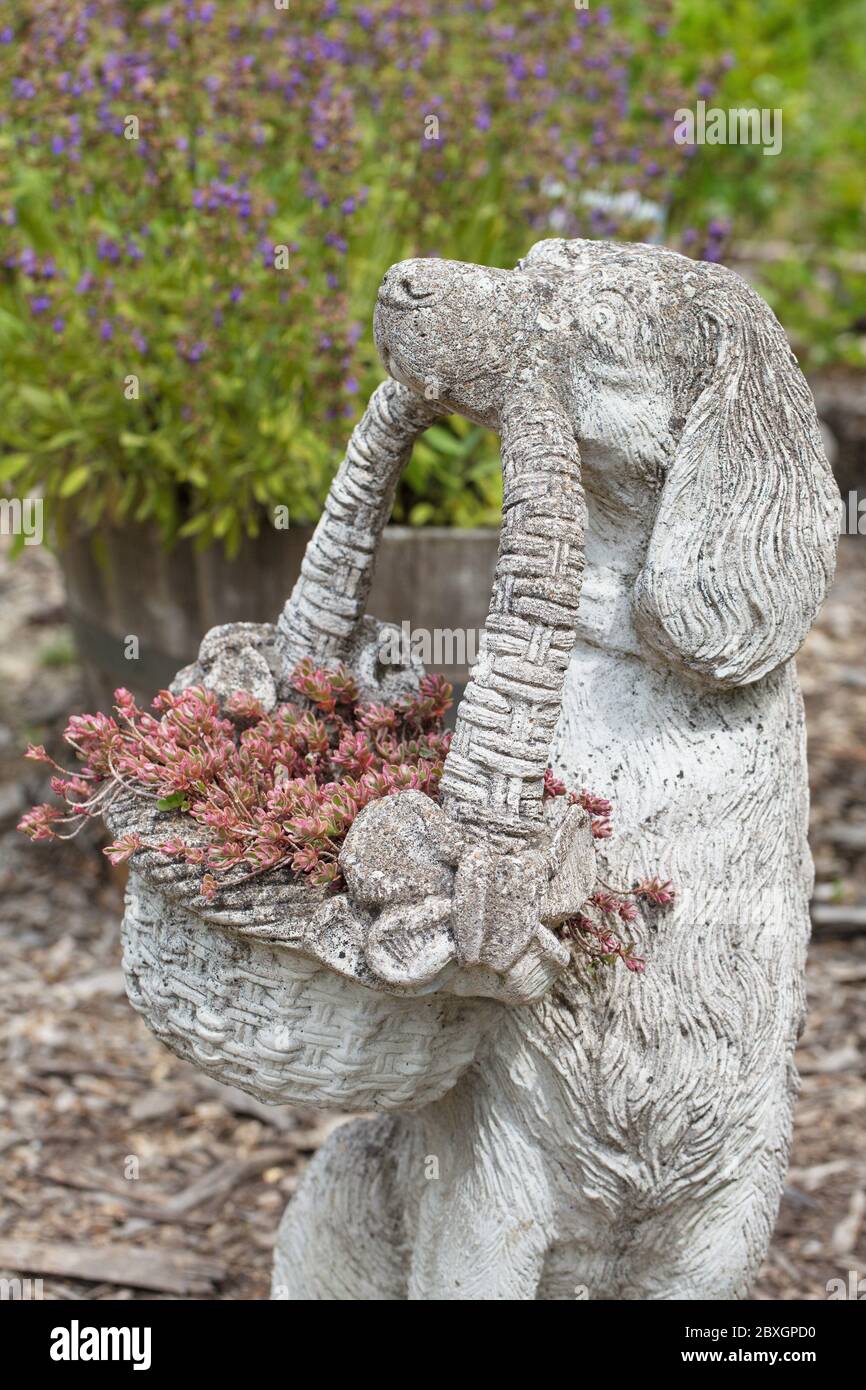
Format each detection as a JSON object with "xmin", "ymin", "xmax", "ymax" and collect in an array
[{"xmin": 59, "ymin": 522, "xmax": 498, "ymax": 711}]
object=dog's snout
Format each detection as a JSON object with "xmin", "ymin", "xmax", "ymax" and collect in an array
[
  {"xmin": 398, "ymin": 274, "xmax": 434, "ymax": 302},
  {"xmin": 378, "ymin": 260, "xmax": 437, "ymax": 310}
]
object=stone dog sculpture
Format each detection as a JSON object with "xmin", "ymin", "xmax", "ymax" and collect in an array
[
  {"xmin": 274, "ymin": 239, "xmax": 838, "ymax": 1299},
  {"xmin": 120, "ymin": 239, "xmax": 839, "ymax": 1300}
]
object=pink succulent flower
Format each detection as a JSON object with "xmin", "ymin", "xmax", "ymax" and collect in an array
[
  {"xmin": 591, "ymin": 818, "xmax": 613, "ymax": 840},
  {"xmin": 17, "ymin": 803, "xmax": 61, "ymax": 841},
  {"xmin": 635, "ymin": 877, "xmax": 676, "ymax": 907},
  {"xmin": 105, "ymin": 833, "xmax": 142, "ymax": 865},
  {"xmin": 200, "ymin": 874, "xmax": 218, "ymax": 903}
]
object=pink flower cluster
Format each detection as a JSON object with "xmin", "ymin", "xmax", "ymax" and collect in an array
[
  {"xmin": 19, "ymin": 659, "xmax": 674, "ymax": 972},
  {"xmin": 561, "ymin": 880, "xmax": 675, "ymax": 976},
  {"xmin": 543, "ymin": 766, "xmax": 614, "ymax": 839},
  {"xmin": 20, "ymin": 660, "xmax": 452, "ymax": 891},
  {"xmin": 541, "ymin": 769, "xmax": 676, "ymax": 973}
]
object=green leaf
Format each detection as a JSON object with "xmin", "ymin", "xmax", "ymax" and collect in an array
[
  {"xmin": 17, "ymin": 384, "xmax": 58, "ymax": 418},
  {"xmin": 58, "ymin": 464, "xmax": 92, "ymax": 497},
  {"xmin": 42, "ymin": 429, "xmax": 86, "ymax": 452},
  {"xmin": 0, "ymin": 452, "xmax": 30, "ymax": 481},
  {"xmin": 408, "ymin": 501, "xmax": 436, "ymax": 526},
  {"xmin": 119, "ymin": 431, "xmax": 149, "ymax": 450},
  {"xmin": 422, "ymin": 424, "xmax": 466, "ymax": 457},
  {"xmin": 178, "ymin": 512, "xmax": 211, "ymax": 539},
  {"xmin": 156, "ymin": 792, "xmax": 189, "ymax": 812}
]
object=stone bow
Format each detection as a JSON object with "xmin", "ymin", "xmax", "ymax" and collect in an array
[{"xmin": 338, "ymin": 789, "xmax": 596, "ymax": 995}]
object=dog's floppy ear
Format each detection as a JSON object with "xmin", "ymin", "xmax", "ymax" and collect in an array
[{"xmin": 634, "ymin": 271, "xmax": 839, "ymax": 687}]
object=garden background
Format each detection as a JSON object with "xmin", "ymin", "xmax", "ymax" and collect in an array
[{"xmin": 0, "ymin": 0, "xmax": 864, "ymax": 1300}]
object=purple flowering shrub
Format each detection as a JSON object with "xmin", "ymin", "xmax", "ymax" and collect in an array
[
  {"xmin": 19, "ymin": 659, "xmax": 673, "ymax": 973},
  {"xmin": 0, "ymin": 1, "xmax": 721, "ymax": 543}
]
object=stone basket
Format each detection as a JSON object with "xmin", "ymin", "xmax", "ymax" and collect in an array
[
  {"xmin": 109, "ymin": 380, "xmax": 593, "ymax": 1112},
  {"xmin": 120, "ymin": 880, "xmax": 501, "ymax": 1113}
]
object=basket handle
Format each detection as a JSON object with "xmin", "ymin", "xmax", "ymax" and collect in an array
[
  {"xmin": 439, "ymin": 389, "xmax": 585, "ymax": 842},
  {"xmin": 279, "ymin": 377, "xmax": 585, "ymax": 848},
  {"xmin": 277, "ymin": 379, "xmax": 439, "ymax": 665}
]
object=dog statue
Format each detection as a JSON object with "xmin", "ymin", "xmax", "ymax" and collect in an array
[{"xmin": 267, "ymin": 240, "xmax": 839, "ymax": 1299}]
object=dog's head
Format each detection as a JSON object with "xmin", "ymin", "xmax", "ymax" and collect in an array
[
  {"xmin": 377, "ymin": 240, "xmax": 839, "ymax": 688},
  {"xmin": 518, "ymin": 237, "xmax": 839, "ymax": 686},
  {"xmin": 374, "ymin": 256, "xmax": 528, "ymax": 425}
]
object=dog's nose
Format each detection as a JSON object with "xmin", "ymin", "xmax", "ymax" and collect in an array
[{"xmin": 378, "ymin": 261, "xmax": 438, "ymax": 309}]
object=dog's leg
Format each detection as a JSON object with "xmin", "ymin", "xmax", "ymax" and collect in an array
[
  {"xmin": 611, "ymin": 1135, "xmax": 793, "ymax": 1301},
  {"xmin": 406, "ymin": 1065, "xmax": 556, "ymax": 1301},
  {"xmin": 271, "ymin": 1115, "xmax": 413, "ymax": 1301}
]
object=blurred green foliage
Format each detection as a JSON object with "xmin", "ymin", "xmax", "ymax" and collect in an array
[
  {"xmin": 0, "ymin": 0, "xmax": 862, "ymax": 553},
  {"xmin": 670, "ymin": 0, "xmax": 866, "ymax": 368}
]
